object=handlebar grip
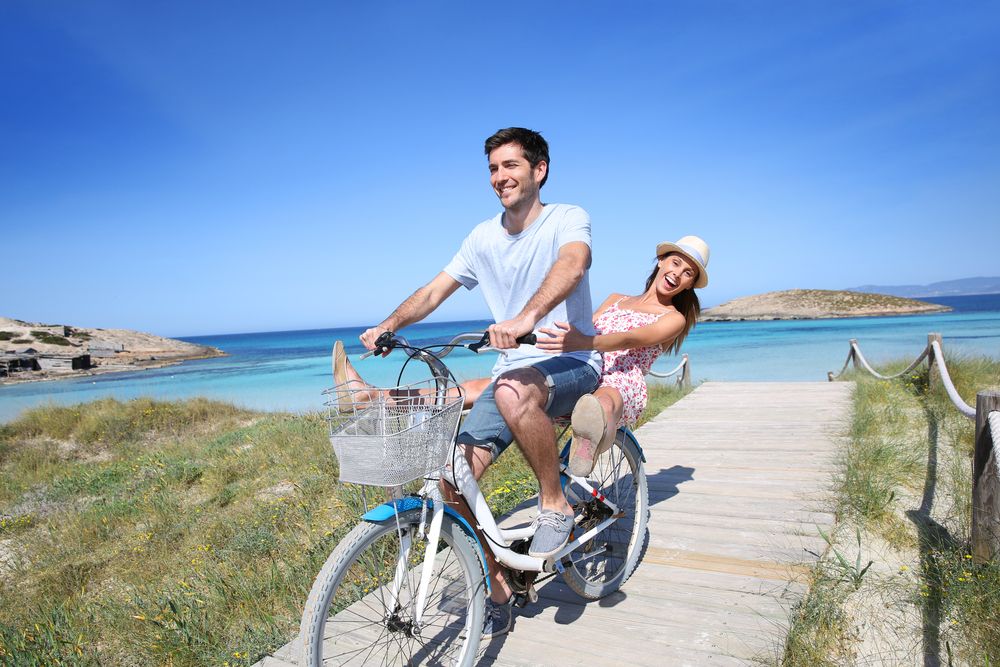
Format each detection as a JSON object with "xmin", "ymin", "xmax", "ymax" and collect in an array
[
  {"xmin": 360, "ymin": 331, "xmax": 396, "ymax": 359},
  {"xmin": 468, "ymin": 331, "xmax": 537, "ymax": 353}
]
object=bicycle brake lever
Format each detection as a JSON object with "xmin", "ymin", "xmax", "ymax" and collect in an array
[{"xmin": 466, "ymin": 332, "xmax": 491, "ymax": 354}]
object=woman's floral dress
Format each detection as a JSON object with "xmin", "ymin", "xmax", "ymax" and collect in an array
[{"xmin": 595, "ymin": 298, "xmax": 668, "ymax": 426}]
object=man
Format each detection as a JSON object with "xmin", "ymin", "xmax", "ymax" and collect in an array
[{"xmin": 360, "ymin": 127, "xmax": 601, "ymax": 636}]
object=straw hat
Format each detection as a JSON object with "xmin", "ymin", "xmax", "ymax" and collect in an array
[{"xmin": 655, "ymin": 236, "xmax": 710, "ymax": 288}]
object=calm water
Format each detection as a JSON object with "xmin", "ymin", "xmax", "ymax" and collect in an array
[{"xmin": 2, "ymin": 294, "xmax": 998, "ymax": 422}]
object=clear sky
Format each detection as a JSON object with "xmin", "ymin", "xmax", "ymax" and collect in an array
[{"xmin": 3, "ymin": 1, "xmax": 998, "ymax": 337}]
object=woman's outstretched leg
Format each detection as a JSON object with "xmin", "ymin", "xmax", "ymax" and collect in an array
[
  {"xmin": 332, "ymin": 340, "xmax": 381, "ymax": 407},
  {"xmin": 332, "ymin": 340, "xmax": 488, "ymax": 410},
  {"xmin": 568, "ymin": 387, "xmax": 624, "ymax": 476}
]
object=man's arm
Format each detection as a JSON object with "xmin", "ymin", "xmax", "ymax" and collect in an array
[
  {"xmin": 488, "ymin": 240, "xmax": 590, "ymax": 349},
  {"xmin": 360, "ymin": 272, "xmax": 462, "ymax": 350}
]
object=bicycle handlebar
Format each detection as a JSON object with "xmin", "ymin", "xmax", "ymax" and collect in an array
[
  {"xmin": 359, "ymin": 330, "xmax": 537, "ymax": 360},
  {"xmin": 466, "ymin": 331, "xmax": 537, "ymax": 353}
]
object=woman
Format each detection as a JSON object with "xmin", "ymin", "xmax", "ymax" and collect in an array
[
  {"xmin": 538, "ymin": 235, "xmax": 708, "ymax": 475},
  {"xmin": 333, "ymin": 235, "xmax": 709, "ymax": 476}
]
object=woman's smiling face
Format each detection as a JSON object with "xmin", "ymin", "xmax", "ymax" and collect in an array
[{"xmin": 655, "ymin": 253, "xmax": 698, "ymax": 296}]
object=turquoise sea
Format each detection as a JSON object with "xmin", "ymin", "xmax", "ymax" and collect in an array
[{"xmin": 2, "ymin": 294, "xmax": 998, "ymax": 423}]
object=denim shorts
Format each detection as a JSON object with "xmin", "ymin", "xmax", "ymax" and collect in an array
[{"xmin": 455, "ymin": 356, "xmax": 600, "ymax": 461}]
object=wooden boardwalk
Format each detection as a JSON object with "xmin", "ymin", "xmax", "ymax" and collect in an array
[{"xmin": 258, "ymin": 381, "xmax": 853, "ymax": 666}]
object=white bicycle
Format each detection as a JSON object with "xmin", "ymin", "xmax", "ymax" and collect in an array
[{"xmin": 300, "ymin": 331, "xmax": 649, "ymax": 666}]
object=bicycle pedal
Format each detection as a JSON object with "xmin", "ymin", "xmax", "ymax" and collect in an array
[{"xmin": 512, "ymin": 586, "xmax": 538, "ymax": 608}]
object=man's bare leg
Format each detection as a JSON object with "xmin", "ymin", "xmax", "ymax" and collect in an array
[
  {"xmin": 440, "ymin": 445, "xmax": 513, "ymax": 604},
  {"xmin": 492, "ymin": 368, "xmax": 572, "ymax": 516}
]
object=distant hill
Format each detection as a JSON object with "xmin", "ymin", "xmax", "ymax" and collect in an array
[
  {"xmin": 844, "ymin": 277, "xmax": 1000, "ymax": 298},
  {"xmin": 702, "ymin": 289, "xmax": 950, "ymax": 321},
  {"xmin": 1, "ymin": 316, "xmax": 224, "ymax": 384}
]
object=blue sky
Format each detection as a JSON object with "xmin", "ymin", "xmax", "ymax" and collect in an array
[{"xmin": 3, "ymin": 2, "xmax": 998, "ymax": 337}]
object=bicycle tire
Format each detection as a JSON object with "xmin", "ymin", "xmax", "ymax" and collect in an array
[
  {"xmin": 300, "ymin": 508, "xmax": 486, "ymax": 666},
  {"xmin": 562, "ymin": 429, "xmax": 649, "ymax": 599}
]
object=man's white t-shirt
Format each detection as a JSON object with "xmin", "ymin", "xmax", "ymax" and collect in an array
[{"xmin": 443, "ymin": 203, "xmax": 603, "ymax": 378}]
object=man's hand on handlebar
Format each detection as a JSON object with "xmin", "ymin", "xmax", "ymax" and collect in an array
[
  {"xmin": 487, "ymin": 317, "xmax": 536, "ymax": 350},
  {"xmin": 467, "ymin": 330, "xmax": 536, "ymax": 353},
  {"xmin": 360, "ymin": 326, "xmax": 393, "ymax": 356}
]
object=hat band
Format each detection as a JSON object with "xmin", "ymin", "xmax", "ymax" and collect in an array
[{"xmin": 676, "ymin": 243, "xmax": 706, "ymax": 267}]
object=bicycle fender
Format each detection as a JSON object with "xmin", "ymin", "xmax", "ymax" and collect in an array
[
  {"xmin": 361, "ymin": 497, "xmax": 492, "ymax": 594},
  {"xmin": 561, "ymin": 427, "xmax": 646, "ymax": 464}
]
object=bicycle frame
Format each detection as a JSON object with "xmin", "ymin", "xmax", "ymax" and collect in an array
[
  {"xmin": 354, "ymin": 331, "xmax": 629, "ymax": 630},
  {"xmin": 361, "ymin": 441, "xmax": 626, "ymax": 629},
  {"xmin": 443, "ymin": 445, "xmax": 623, "ymax": 573}
]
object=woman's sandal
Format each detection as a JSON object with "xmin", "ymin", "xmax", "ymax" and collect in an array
[
  {"xmin": 568, "ymin": 394, "xmax": 607, "ymax": 477},
  {"xmin": 332, "ymin": 341, "xmax": 351, "ymax": 413}
]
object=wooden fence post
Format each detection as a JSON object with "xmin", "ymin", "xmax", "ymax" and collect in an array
[
  {"xmin": 848, "ymin": 339, "xmax": 858, "ymax": 371},
  {"xmin": 927, "ymin": 333, "xmax": 942, "ymax": 389},
  {"xmin": 679, "ymin": 354, "xmax": 691, "ymax": 389},
  {"xmin": 972, "ymin": 391, "xmax": 1000, "ymax": 563}
]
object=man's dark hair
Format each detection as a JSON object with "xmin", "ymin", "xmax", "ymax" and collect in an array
[{"xmin": 484, "ymin": 127, "xmax": 550, "ymax": 187}]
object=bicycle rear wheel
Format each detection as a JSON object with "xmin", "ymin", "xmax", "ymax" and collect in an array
[
  {"xmin": 562, "ymin": 429, "xmax": 649, "ymax": 599},
  {"xmin": 300, "ymin": 508, "xmax": 485, "ymax": 666}
]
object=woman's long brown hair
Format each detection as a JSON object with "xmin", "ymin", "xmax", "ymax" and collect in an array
[{"xmin": 643, "ymin": 253, "xmax": 701, "ymax": 355}]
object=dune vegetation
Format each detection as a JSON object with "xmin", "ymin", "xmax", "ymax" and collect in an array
[
  {"xmin": 782, "ymin": 356, "xmax": 1000, "ymax": 665},
  {"xmin": 0, "ymin": 384, "xmax": 688, "ymax": 665}
]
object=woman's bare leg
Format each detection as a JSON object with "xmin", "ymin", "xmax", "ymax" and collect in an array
[
  {"xmin": 593, "ymin": 386, "xmax": 624, "ymax": 440},
  {"xmin": 457, "ymin": 377, "xmax": 490, "ymax": 409},
  {"xmin": 334, "ymin": 340, "xmax": 489, "ymax": 410}
]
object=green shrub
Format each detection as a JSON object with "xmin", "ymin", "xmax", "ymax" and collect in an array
[
  {"xmin": 30, "ymin": 331, "xmax": 71, "ymax": 346},
  {"xmin": 791, "ymin": 356, "xmax": 1000, "ymax": 664}
]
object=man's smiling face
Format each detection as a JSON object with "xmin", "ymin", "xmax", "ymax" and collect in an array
[{"xmin": 488, "ymin": 142, "xmax": 546, "ymax": 212}]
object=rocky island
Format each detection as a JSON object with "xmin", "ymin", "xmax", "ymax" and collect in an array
[
  {"xmin": 0, "ymin": 317, "xmax": 224, "ymax": 384},
  {"xmin": 702, "ymin": 289, "xmax": 951, "ymax": 321}
]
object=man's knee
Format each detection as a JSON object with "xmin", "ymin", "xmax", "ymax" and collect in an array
[{"xmin": 494, "ymin": 368, "xmax": 547, "ymax": 419}]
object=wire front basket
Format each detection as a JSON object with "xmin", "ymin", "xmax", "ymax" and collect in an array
[{"xmin": 324, "ymin": 378, "xmax": 464, "ymax": 487}]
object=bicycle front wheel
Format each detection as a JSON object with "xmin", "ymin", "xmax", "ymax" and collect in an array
[
  {"xmin": 562, "ymin": 429, "xmax": 649, "ymax": 599},
  {"xmin": 300, "ymin": 508, "xmax": 485, "ymax": 666}
]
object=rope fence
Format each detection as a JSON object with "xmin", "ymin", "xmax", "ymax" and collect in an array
[
  {"xmin": 829, "ymin": 333, "xmax": 976, "ymax": 418},
  {"xmin": 829, "ymin": 332, "xmax": 1000, "ymax": 562},
  {"xmin": 647, "ymin": 353, "xmax": 690, "ymax": 388}
]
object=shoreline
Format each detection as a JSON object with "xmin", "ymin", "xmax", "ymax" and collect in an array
[
  {"xmin": 2, "ymin": 301, "xmax": 997, "ymax": 423},
  {"xmin": 0, "ymin": 350, "xmax": 227, "ymax": 387},
  {"xmin": 2, "ymin": 316, "xmax": 226, "ymax": 387}
]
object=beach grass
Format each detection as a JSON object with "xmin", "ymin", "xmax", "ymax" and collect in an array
[
  {"xmin": 0, "ymin": 383, "xmax": 690, "ymax": 665},
  {"xmin": 781, "ymin": 355, "xmax": 1000, "ymax": 665}
]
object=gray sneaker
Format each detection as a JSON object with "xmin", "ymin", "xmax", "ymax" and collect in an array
[
  {"xmin": 482, "ymin": 598, "xmax": 513, "ymax": 640},
  {"xmin": 528, "ymin": 509, "xmax": 574, "ymax": 558}
]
